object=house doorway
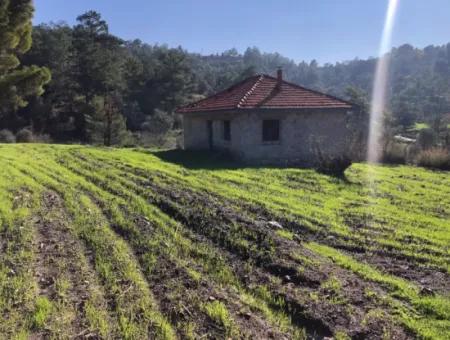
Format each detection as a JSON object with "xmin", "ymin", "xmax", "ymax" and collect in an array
[{"xmin": 207, "ymin": 120, "xmax": 213, "ymax": 150}]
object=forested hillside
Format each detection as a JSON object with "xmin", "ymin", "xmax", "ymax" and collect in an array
[{"xmin": 1, "ymin": 11, "xmax": 449, "ymax": 144}]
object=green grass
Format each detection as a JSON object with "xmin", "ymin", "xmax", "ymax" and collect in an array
[
  {"xmin": 413, "ymin": 122, "xmax": 430, "ymax": 131},
  {"xmin": 276, "ymin": 229, "xmax": 295, "ymax": 240},
  {"xmin": 202, "ymin": 300, "xmax": 236, "ymax": 336},
  {"xmin": 0, "ymin": 144, "xmax": 448, "ymax": 339},
  {"xmin": 33, "ymin": 296, "xmax": 53, "ymax": 329},
  {"xmin": 307, "ymin": 242, "xmax": 449, "ymax": 338}
]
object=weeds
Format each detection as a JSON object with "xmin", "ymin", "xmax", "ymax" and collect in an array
[
  {"xmin": 203, "ymin": 300, "xmax": 236, "ymax": 336},
  {"xmin": 33, "ymin": 296, "xmax": 52, "ymax": 329}
]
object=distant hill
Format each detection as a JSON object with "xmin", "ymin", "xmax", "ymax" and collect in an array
[
  {"xmin": 189, "ymin": 44, "xmax": 450, "ymax": 125},
  {"xmin": 10, "ymin": 15, "xmax": 450, "ymax": 142}
]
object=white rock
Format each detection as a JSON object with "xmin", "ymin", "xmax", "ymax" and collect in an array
[{"xmin": 268, "ymin": 221, "xmax": 283, "ymax": 229}]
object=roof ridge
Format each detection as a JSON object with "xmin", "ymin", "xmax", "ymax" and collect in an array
[
  {"xmin": 262, "ymin": 74, "xmax": 354, "ymax": 107},
  {"xmin": 177, "ymin": 75, "xmax": 261, "ymax": 112},
  {"xmin": 237, "ymin": 75, "xmax": 264, "ymax": 108}
]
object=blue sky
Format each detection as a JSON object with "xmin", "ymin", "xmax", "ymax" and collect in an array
[{"xmin": 33, "ymin": 0, "xmax": 450, "ymax": 64}]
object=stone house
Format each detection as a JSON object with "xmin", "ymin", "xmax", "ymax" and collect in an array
[{"xmin": 177, "ymin": 70, "xmax": 355, "ymax": 165}]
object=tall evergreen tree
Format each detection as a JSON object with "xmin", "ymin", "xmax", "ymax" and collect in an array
[
  {"xmin": 128, "ymin": 45, "xmax": 194, "ymax": 116},
  {"xmin": 85, "ymin": 94, "xmax": 128, "ymax": 146},
  {"xmin": 17, "ymin": 23, "xmax": 76, "ymax": 138},
  {"xmin": 0, "ymin": 0, "xmax": 50, "ymax": 117},
  {"xmin": 72, "ymin": 11, "xmax": 125, "ymax": 103},
  {"xmin": 71, "ymin": 11, "xmax": 127, "ymax": 140}
]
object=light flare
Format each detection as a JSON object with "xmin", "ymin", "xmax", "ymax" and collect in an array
[{"xmin": 367, "ymin": 0, "xmax": 400, "ymax": 164}]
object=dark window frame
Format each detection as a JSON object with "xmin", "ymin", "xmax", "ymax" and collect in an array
[
  {"xmin": 223, "ymin": 120, "xmax": 231, "ymax": 141},
  {"xmin": 262, "ymin": 119, "xmax": 280, "ymax": 142}
]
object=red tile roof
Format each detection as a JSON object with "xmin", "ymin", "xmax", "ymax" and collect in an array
[{"xmin": 177, "ymin": 74, "xmax": 353, "ymax": 113}]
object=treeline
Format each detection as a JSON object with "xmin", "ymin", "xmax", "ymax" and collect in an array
[
  {"xmin": 4, "ymin": 11, "xmax": 194, "ymax": 145},
  {"xmin": 196, "ymin": 44, "xmax": 450, "ymax": 129},
  {"xmin": 1, "ymin": 10, "xmax": 450, "ymax": 146}
]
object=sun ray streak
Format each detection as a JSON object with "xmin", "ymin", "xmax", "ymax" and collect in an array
[{"xmin": 367, "ymin": 0, "xmax": 400, "ymax": 164}]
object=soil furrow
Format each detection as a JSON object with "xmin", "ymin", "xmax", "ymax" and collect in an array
[
  {"xmin": 86, "ymin": 183, "xmax": 296, "ymax": 339},
  {"xmin": 116, "ymin": 160, "xmax": 450, "ymax": 294},
  {"xmin": 30, "ymin": 191, "xmax": 114, "ymax": 339},
  {"xmin": 13, "ymin": 161, "xmax": 176, "ymax": 339},
  {"xmin": 60, "ymin": 154, "xmax": 411, "ymax": 339},
  {"xmin": 57, "ymin": 155, "xmax": 335, "ymax": 338},
  {"xmin": 1, "ymin": 145, "xmax": 448, "ymax": 340},
  {"xmin": 134, "ymin": 179, "xmax": 411, "ymax": 339}
]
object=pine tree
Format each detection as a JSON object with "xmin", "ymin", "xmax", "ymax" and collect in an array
[
  {"xmin": 72, "ymin": 11, "xmax": 125, "ymax": 104},
  {"xmin": 85, "ymin": 95, "xmax": 128, "ymax": 146},
  {"xmin": 0, "ymin": 0, "xmax": 51, "ymax": 117}
]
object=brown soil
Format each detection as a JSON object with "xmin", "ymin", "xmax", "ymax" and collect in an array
[
  {"xmin": 30, "ymin": 191, "xmax": 111, "ymax": 339},
  {"xmin": 230, "ymin": 188, "xmax": 450, "ymax": 297},
  {"xmin": 64, "ymin": 154, "xmax": 416, "ymax": 338},
  {"xmin": 124, "ymin": 213, "xmax": 291, "ymax": 338},
  {"xmin": 132, "ymin": 215, "xmax": 228, "ymax": 339},
  {"xmin": 126, "ymin": 174, "xmax": 412, "ymax": 339},
  {"xmin": 148, "ymin": 250, "xmax": 287, "ymax": 339},
  {"xmin": 71, "ymin": 153, "xmax": 447, "ymax": 286},
  {"xmin": 354, "ymin": 252, "xmax": 450, "ymax": 296},
  {"xmin": 341, "ymin": 209, "xmax": 450, "ymax": 295}
]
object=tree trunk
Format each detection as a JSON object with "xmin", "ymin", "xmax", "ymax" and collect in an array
[{"xmin": 104, "ymin": 96, "xmax": 112, "ymax": 146}]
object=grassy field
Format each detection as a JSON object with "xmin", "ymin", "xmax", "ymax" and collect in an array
[{"xmin": 0, "ymin": 144, "xmax": 448, "ymax": 339}]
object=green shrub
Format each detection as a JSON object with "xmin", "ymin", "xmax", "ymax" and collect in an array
[
  {"xmin": 0, "ymin": 129, "xmax": 16, "ymax": 143},
  {"xmin": 141, "ymin": 109, "xmax": 173, "ymax": 135},
  {"xmin": 310, "ymin": 138, "xmax": 352, "ymax": 176},
  {"xmin": 315, "ymin": 156, "xmax": 352, "ymax": 176},
  {"xmin": 382, "ymin": 142, "xmax": 407, "ymax": 164},
  {"xmin": 415, "ymin": 148, "xmax": 450, "ymax": 170},
  {"xmin": 416, "ymin": 128, "xmax": 437, "ymax": 150},
  {"xmin": 16, "ymin": 128, "xmax": 35, "ymax": 143},
  {"xmin": 34, "ymin": 133, "xmax": 52, "ymax": 143}
]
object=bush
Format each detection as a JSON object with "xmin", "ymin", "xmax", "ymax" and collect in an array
[
  {"xmin": 141, "ymin": 109, "xmax": 173, "ymax": 135},
  {"xmin": 136, "ymin": 130, "xmax": 178, "ymax": 148},
  {"xmin": 416, "ymin": 128, "xmax": 437, "ymax": 150},
  {"xmin": 0, "ymin": 129, "xmax": 16, "ymax": 143},
  {"xmin": 16, "ymin": 128, "xmax": 35, "ymax": 143},
  {"xmin": 176, "ymin": 131, "xmax": 184, "ymax": 150},
  {"xmin": 311, "ymin": 137, "xmax": 352, "ymax": 176},
  {"xmin": 315, "ymin": 155, "xmax": 352, "ymax": 176},
  {"xmin": 415, "ymin": 148, "xmax": 450, "ymax": 170},
  {"xmin": 34, "ymin": 134, "xmax": 52, "ymax": 143},
  {"xmin": 382, "ymin": 142, "xmax": 407, "ymax": 164}
]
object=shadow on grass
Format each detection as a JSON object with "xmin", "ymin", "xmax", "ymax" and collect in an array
[
  {"xmin": 147, "ymin": 149, "xmax": 353, "ymax": 183},
  {"xmin": 154, "ymin": 149, "xmax": 344, "ymax": 172},
  {"xmin": 152, "ymin": 149, "xmax": 245, "ymax": 170}
]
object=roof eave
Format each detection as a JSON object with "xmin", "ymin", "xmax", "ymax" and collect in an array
[{"xmin": 177, "ymin": 105, "xmax": 353, "ymax": 115}]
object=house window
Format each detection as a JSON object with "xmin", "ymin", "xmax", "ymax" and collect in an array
[
  {"xmin": 223, "ymin": 120, "xmax": 231, "ymax": 141},
  {"xmin": 262, "ymin": 120, "xmax": 280, "ymax": 142}
]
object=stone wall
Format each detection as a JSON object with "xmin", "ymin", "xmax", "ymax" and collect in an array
[
  {"xmin": 183, "ymin": 115, "xmax": 210, "ymax": 149},
  {"xmin": 183, "ymin": 109, "xmax": 351, "ymax": 165}
]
